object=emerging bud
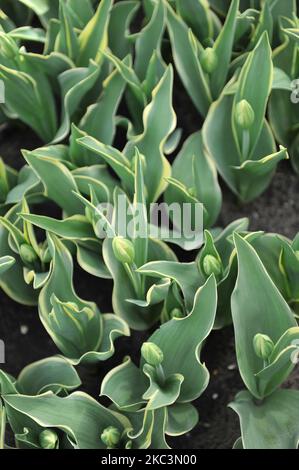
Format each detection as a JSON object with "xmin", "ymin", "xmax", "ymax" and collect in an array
[
  {"xmin": 101, "ymin": 426, "xmax": 121, "ymax": 448},
  {"xmin": 235, "ymin": 99, "xmax": 255, "ymax": 130},
  {"xmin": 112, "ymin": 237, "xmax": 135, "ymax": 264},
  {"xmin": 141, "ymin": 342, "xmax": 164, "ymax": 366},
  {"xmin": 39, "ymin": 429, "xmax": 58, "ymax": 449},
  {"xmin": 200, "ymin": 47, "xmax": 218, "ymax": 74},
  {"xmin": 202, "ymin": 254, "xmax": 222, "ymax": 277},
  {"xmin": 19, "ymin": 243, "xmax": 38, "ymax": 264},
  {"xmin": 170, "ymin": 308, "xmax": 185, "ymax": 319},
  {"xmin": 188, "ymin": 187, "xmax": 197, "ymax": 198},
  {"xmin": 253, "ymin": 333, "xmax": 274, "ymax": 361}
]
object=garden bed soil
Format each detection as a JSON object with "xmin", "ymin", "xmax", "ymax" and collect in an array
[{"xmin": 1, "ymin": 92, "xmax": 299, "ymax": 449}]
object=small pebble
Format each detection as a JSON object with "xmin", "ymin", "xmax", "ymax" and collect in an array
[
  {"xmin": 227, "ymin": 363, "xmax": 237, "ymax": 371},
  {"xmin": 20, "ymin": 325, "xmax": 29, "ymax": 335},
  {"xmin": 212, "ymin": 393, "xmax": 219, "ymax": 400}
]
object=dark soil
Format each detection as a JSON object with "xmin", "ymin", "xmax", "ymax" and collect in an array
[{"xmin": 1, "ymin": 84, "xmax": 299, "ymax": 449}]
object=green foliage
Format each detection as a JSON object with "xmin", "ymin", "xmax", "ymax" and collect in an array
[{"xmin": 0, "ymin": 0, "xmax": 298, "ymax": 451}]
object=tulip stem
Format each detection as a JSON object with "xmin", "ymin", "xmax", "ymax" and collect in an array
[
  {"xmin": 124, "ymin": 263, "xmax": 142, "ymax": 298},
  {"xmin": 156, "ymin": 364, "xmax": 166, "ymax": 385},
  {"xmin": 241, "ymin": 130, "xmax": 250, "ymax": 161}
]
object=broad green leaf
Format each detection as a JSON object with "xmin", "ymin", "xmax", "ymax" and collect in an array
[
  {"xmin": 23, "ymin": 149, "xmax": 80, "ymax": 216},
  {"xmin": 143, "ymin": 364, "xmax": 184, "ymax": 411},
  {"xmin": 166, "ymin": 403, "xmax": 198, "ymax": 436},
  {"xmin": 3, "ymin": 391, "xmax": 131, "ymax": 449},
  {"xmin": 164, "ymin": 131, "xmax": 221, "ymax": 228},
  {"xmin": 77, "ymin": 0, "xmax": 112, "ymax": 67},
  {"xmin": 20, "ymin": 214, "xmax": 95, "ymax": 240},
  {"xmin": 79, "ymin": 65, "xmax": 126, "ymax": 146},
  {"xmin": 203, "ymin": 88, "xmax": 284, "ymax": 201},
  {"xmin": 166, "ymin": 1, "xmax": 212, "ymax": 116},
  {"xmin": 108, "ymin": 0, "xmax": 139, "ymax": 59},
  {"xmin": 55, "ymin": 0, "xmax": 79, "ymax": 61},
  {"xmin": 78, "ymin": 136, "xmax": 134, "ymax": 195},
  {"xmin": 17, "ymin": 356, "xmax": 81, "ymax": 395},
  {"xmin": 230, "ymin": 389, "xmax": 299, "ymax": 449},
  {"xmin": 101, "ymin": 356, "xmax": 148, "ymax": 411},
  {"xmin": 124, "ymin": 66, "xmax": 175, "ymax": 202},
  {"xmin": 0, "ymin": 255, "xmax": 15, "ymax": 276},
  {"xmin": 54, "ymin": 60, "xmax": 101, "ymax": 143},
  {"xmin": 138, "ymin": 260, "xmax": 204, "ymax": 311},
  {"xmin": 0, "ymin": 65, "xmax": 57, "ymax": 142},
  {"xmin": 103, "ymin": 237, "xmax": 177, "ymax": 330},
  {"xmin": 231, "ymin": 234, "xmax": 296, "ymax": 398},
  {"xmin": 39, "ymin": 233, "xmax": 103, "ymax": 360},
  {"xmin": 232, "ymin": 33, "xmax": 273, "ymax": 160},
  {"xmin": 210, "ymin": 0, "xmax": 239, "ymax": 98},
  {"xmin": 176, "ymin": 0, "xmax": 214, "ymax": 44},
  {"xmin": 134, "ymin": 0, "xmax": 166, "ymax": 81},
  {"xmin": 147, "ymin": 276, "xmax": 217, "ymax": 402},
  {"xmin": 8, "ymin": 26, "xmax": 46, "ymax": 42}
]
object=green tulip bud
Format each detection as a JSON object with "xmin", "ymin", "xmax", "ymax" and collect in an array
[
  {"xmin": 200, "ymin": 47, "xmax": 218, "ymax": 74},
  {"xmin": 141, "ymin": 342, "xmax": 164, "ymax": 366},
  {"xmin": 202, "ymin": 254, "xmax": 222, "ymax": 277},
  {"xmin": 112, "ymin": 237, "xmax": 135, "ymax": 264},
  {"xmin": 39, "ymin": 429, "xmax": 58, "ymax": 449},
  {"xmin": 19, "ymin": 243, "xmax": 38, "ymax": 264},
  {"xmin": 253, "ymin": 333, "xmax": 274, "ymax": 360},
  {"xmin": 101, "ymin": 426, "xmax": 121, "ymax": 448},
  {"xmin": 235, "ymin": 99, "xmax": 255, "ymax": 130},
  {"xmin": 170, "ymin": 308, "xmax": 185, "ymax": 319},
  {"xmin": 188, "ymin": 187, "xmax": 197, "ymax": 198}
]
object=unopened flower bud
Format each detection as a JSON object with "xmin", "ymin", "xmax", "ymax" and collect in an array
[
  {"xmin": 200, "ymin": 47, "xmax": 218, "ymax": 74},
  {"xmin": 253, "ymin": 333, "xmax": 274, "ymax": 360},
  {"xmin": 188, "ymin": 187, "xmax": 197, "ymax": 198},
  {"xmin": 202, "ymin": 254, "xmax": 222, "ymax": 277},
  {"xmin": 235, "ymin": 99, "xmax": 255, "ymax": 130},
  {"xmin": 141, "ymin": 342, "xmax": 164, "ymax": 366},
  {"xmin": 112, "ymin": 237, "xmax": 135, "ymax": 264},
  {"xmin": 39, "ymin": 429, "xmax": 58, "ymax": 449},
  {"xmin": 19, "ymin": 243, "xmax": 38, "ymax": 264},
  {"xmin": 101, "ymin": 426, "xmax": 121, "ymax": 448},
  {"xmin": 170, "ymin": 308, "xmax": 185, "ymax": 319}
]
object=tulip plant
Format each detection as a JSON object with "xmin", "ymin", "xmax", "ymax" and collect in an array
[{"xmin": 0, "ymin": 0, "xmax": 298, "ymax": 450}]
